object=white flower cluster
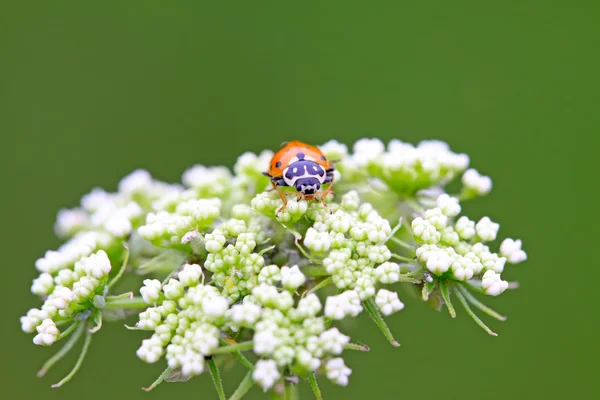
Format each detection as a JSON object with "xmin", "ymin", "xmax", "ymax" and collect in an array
[
  {"xmin": 22, "ymin": 138, "xmax": 528, "ymax": 397},
  {"xmin": 413, "ymin": 194, "xmax": 527, "ymax": 296},
  {"xmin": 302, "ymin": 191, "xmax": 399, "ymax": 300},
  {"xmin": 135, "ymin": 263, "xmax": 228, "ymax": 374},
  {"xmin": 242, "ymin": 285, "xmax": 353, "ymax": 390},
  {"xmin": 138, "ymin": 198, "xmax": 221, "ymax": 246},
  {"xmin": 21, "ymin": 250, "xmax": 113, "ymax": 345},
  {"xmin": 337, "ymin": 139, "xmax": 469, "ymax": 194},
  {"xmin": 202, "ymin": 218, "xmax": 274, "ymax": 302}
]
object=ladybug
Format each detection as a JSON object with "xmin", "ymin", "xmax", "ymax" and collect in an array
[{"xmin": 263, "ymin": 141, "xmax": 335, "ymax": 212}]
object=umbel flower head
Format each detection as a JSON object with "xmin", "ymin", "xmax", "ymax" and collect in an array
[{"xmin": 20, "ymin": 138, "xmax": 527, "ymax": 398}]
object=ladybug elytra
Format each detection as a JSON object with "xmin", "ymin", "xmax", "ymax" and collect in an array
[{"xmin": 263, "ymin": 141, "xmax": 335, "ymax": 213}]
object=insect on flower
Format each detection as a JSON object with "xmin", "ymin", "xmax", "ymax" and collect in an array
[{"xmin": 263, "ymin": 141, "xmax": 335, "ymax": 213}]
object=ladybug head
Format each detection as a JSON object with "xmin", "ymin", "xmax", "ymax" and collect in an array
[{"xmin": 295, "ymin": 178, "xmax": 321, "ymax": 195}]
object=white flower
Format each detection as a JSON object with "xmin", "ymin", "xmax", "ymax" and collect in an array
[
  {"xmin": 451, "ymin": 253, "xmax": 483, "ymax": 281},
  {"xmin": 440, "ymin": 227, "xmax": 460, "ymax": 245},
  {"xmin": 455, "ymin": 216, "xmax": 476, "ymax": 240},
  {"xmin": 201, "ymin": 295, "xmax": 229, "ymax": 318},
  {"xmin": 374, "ymin": 262, "xmax": 400, "ymax": 284},
  {"xmin": 340, "ymin": 190, "xmax": 361, "ymax": 212},
  {"xmin": 479, "ymin": 252, "xmax": 506, "ymax": 273},
  {"xmin": 436, "ymin": 194, "xmax": 461, "ymax": 217},
  {"xmin": 72, "ymin": 276, "xmax": 100, "ymax": 302},
  {"xmin": 54, "ymin": 208, "xmax": 88, "ymax": 238},
  {"xmin": 31, "ymin": 273, "xmax": 54, "ymax": 296},
  {"xmin": 163, "ymin": 279, "xmax": 184, "ymax": 300},
  {"xmin": 296, "ymin": 294, "xmax": 322, "ymax": 318},
  {"xmin": 319, "ymin": 140, "xmax": 348, "ymax": 160},
  {"xmin": 78, "ymin": 250, "xmax": 112, "ymax": 279},
  {"xmin": 304, "ymin": 228, "xmax": 332, "ymax": 253},
  {"xmin": 476, "ymin": 217, "xmax": 500, "ymax": 242},
  {"xmin": 354, "ymin": 275, "xmax": 376, "ymax": 300},
  {"xmin": 375, "ymin": 289, "xmax": 405, "ymax": 316},
  {"xmin": 352, "ymin": 138, "xmax": 385, "ymax": 166},
  {"xmin": 180, "ymin": 351, "xmax": 205, "ymax": 376},
  {"xmin": 137, "ymin": 307, "xmax": 162, "ymax": 330},
  {"xmin": 81, "ymin": 188, "xmax": 111, "ymax": 212},
  {"xmin": 280, "ymin": 265, "xmax": 306, "ymax": 290},
  {"xmin": 182, "ymin": 165, "xmax": 232, "ymax": 194},
  {"xmin": 253, "ymin": 359, "xmax": 281, "ymax": 391},
  {"xmin": 20, "ymin": 309, "xmax": 47, "ymax": 333},
  {"xmin": 235, "ymin": 233, "xmax": 257, "ymax": 254},
  {"xmin": 227, "ymin": 302, "xmax": 262, "ymax": 326},
  {"xmin": 412, "ymin": 217, "xmax": 441, "ymax": 244},
  {"xmin": 324, "ymin": 290, "xmax": 363, "ymax": 320},
  {"xmin": 33, "ymin": 319, "xmax": 59, "ymax": 346},
  {"xmin": 119, "ymin": 169, "xmax": 153, "ymax": 195},
  {"xmin": 462, "ymin": 169, "xmax": 492, "ymax": 195},
  {"xmin": 254, "ymin": 330, "xmax": 280, "ymax": 355},
  {"xmin": 425, "ymin": 207, "xmax": 448, "ymax": 230},
  {"xmin": 204, "ymin": 230, "xmax": 227, "ymax": 253},
  {"xmin": 500, "ymin": 238, "xmax": 528, "ymax": 264},
  {"xmin": 326, "ymin": 358, "xmax": 352, "ymax": 386},
  {"xmin": 481, "ymin": 270, "xmax": 509, "ymax": 296},
  {"xmin": 136, "ymin": 336, "xmax": 165, "ymax": 363},
  {"xmin": 54, "ymin": 269, "xmax": 77, "ymax": 287},
  {"xmin": 425, "ymin": 249, "xmax": 452, "ymax": 275},
  {"xmin": 178, "ymin": 264, "xmax": 203, "ymax": 287},
  {"xmin": 258, "ymin": 264, "xmax": 281, "ymax": 285},
  {"xmin": 51, "ymin": 287, "xmax": 74, "ymax": 310},
  {"xmin": 320, "ymin": 328, "xmax": 350, "ymax": 355},
  {"xmin": 140, "ymin": 279, "xmax": 162, "ymax": 304}
]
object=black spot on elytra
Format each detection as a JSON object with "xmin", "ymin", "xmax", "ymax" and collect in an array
[
  {"xmin": 275, "ymin": 161, "xmax": 282, "ymax": 168},
  {"xmin": 296, "ymin": 152, "xmax": 305, "ymax": 159}
]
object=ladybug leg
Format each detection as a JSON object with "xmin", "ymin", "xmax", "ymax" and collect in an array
[
  {"xmin": 271, "ymin": 180, "xmax": 288, "ymax": 215},
  {"xmin": 320, "ymin": 182, "xmax": 334, "ymax": 213}
]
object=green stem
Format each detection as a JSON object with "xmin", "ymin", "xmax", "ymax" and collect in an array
[
  {"xmin": 219, "ymin": 339, "xmax": 254, "ymax": 370},
  {"xmin": 107, "ymin": 245, "xmax": 130, "ymax": 290},
  {"xmin": 105, "ymin": 296, "xmax": 148, "ymax": 309},
  {"xmin": 142, "ymin": 367, "xmax": 172, "ymax": 391},
  {"xmin": 105, "ymin": 292, "xmax": 133, "ymax": 302},
  {"xmin": 363, "ymin": 298, "xmax": 400, "ymax": 347},
  {"xmin": 208, "ymin": 358, "xmax": 226, "ymax": 400},
  {"xmin": 306, "ymin": 277, "xmax": 333, "ymax": 295},
  {"xmin": 51, "ymin": 325, "xmax": 93, "ymax": 388},
  {"xmin": 258, "ymin": 245, "xmax": 276, "ymax": 256},
  {"xmin": 229, "ymin": 370, "xmax": 254, "ymax": 400},
  {"xmin": 389, "ymin": 236, "xmax": 414, "ymax": 250},
  {"xmin": 439, "ymin": 280, "xmax": 456, "ymax": 318},
  {"xmin": 405, "ymin": 198, "xmax": 425, "ymax": 213},
  {"xmin": 56, "ymin": 321, "xmax": 81, "ymax": 341},
  {"xmin": 384, "ymin": 217, "xmax": 404, "ymax": 243},
  {"xmin": 457, "ymin": 285, "xmax": 507, "ymax": 322},
  {"xmin": 295, "ymin": 238, "xmax": 322, "ymax": 265},
  {"xmin": 308, "ymin": 372, "xmax": 323, "ymax": 400},
  {"xmin": 391, "ymin": 253, "xmax": 415, "ymax": 263},
  {"xmin": 344, "ymin": 342, "xmax": 370, "ymax": 352},
  {"xmin": 461, "ymin": 280, "xmax": 486, "ymax": 294},
  {"xmin": 284, "ymin": 381, "xmax": 299, "ymax": 400},
  {"xmin": 301, "ymin": 266, "xmax": 329, "ymax": 277},
  {"xmin": 212, "ymin": 341, "xmax": 254, "ymax": 355},
  {"xmin": 454, "ymin": 289, "xmax": 498, "ymax": 336},
  {"xmin": 397, "ymin": 275, "xmax": 420, "ymax": 283},
  {"xmin": 38, "ymin": 322, "xmax": 85, "ymax": 377}
]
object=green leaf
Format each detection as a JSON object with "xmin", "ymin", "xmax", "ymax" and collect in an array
[
  {"xmin": 142, "ymin": 367, "xmax": 174, "ymax": 391},
  {"xmin": 363, "ymin": 298, "xmax": 400, "ymax": 347},
  {"xmin": 439, "ymin": 279, "xmax": 456, "ymax": 318}
]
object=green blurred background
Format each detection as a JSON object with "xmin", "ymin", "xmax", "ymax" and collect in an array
[{"xmin": 1, "ymin": 1, "xmax": 597, "ymax": 399}]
